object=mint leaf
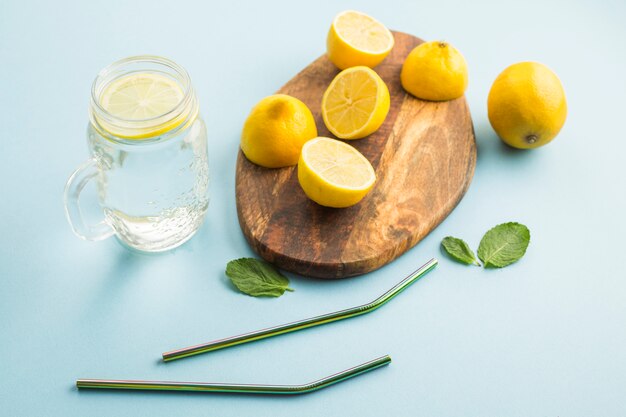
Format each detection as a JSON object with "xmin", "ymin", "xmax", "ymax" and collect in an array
[
  {"xmin": 477, "ymin": 222, "xmax": 530, "ymax": 268},
  {"xmin": 441, "ymin": 236, "xmax": 480, "ymax": 266},
  {"xmin": 226, "ymin": 258, "xmax": 294, "ymax": 297}
]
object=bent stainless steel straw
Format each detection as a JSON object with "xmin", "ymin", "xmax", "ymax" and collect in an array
[
  {"xmin": 163, "ymin": 258, "xmax": 438, "ymax": 362},
  {"xmin": 77, "ymin": 355, "xmax": 391, "ymax": 395}
]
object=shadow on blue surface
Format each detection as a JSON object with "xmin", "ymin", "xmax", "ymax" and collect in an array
[{"xmin": 473, "ymin": 120, "xmax": 543, "ymax": 162}]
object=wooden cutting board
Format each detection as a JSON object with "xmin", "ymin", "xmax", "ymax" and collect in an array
[{"xmin": 235, "ymin": 31, "xmax": 476, "ymax": 279}]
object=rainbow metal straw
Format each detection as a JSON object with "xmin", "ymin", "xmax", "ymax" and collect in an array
[
  {"xmin": 163, "ymin": 258, "xmax": 438, "ymax": 362},
  {"xmin": 77, "ymin": 355, "xmax": 391, "ymax": 395}
]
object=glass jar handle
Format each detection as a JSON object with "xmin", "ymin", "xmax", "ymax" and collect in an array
[{"xmin": 63, "ymin": 158, "xmax": 115, "ymax": 241}]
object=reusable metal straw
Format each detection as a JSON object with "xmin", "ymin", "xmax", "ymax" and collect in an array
[
  {"xmin": 163, "ymin": 258, "xmax": 438, "ymax": 362},
  {"xmin": 77, "ymin": 354, "xmax": 391, "ymax": 395}
]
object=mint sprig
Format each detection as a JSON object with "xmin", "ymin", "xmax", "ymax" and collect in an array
[
  {"xmin": 477, "ymin": 222, "xmax": 530, "ymax": 268},
  {"xmin": 441, "ymin": 236, "xmax": 480, "ymax": 266},
  {"xmin": 226, "ymin": 258, "xmax": 294, "ymax": 297},
  {"xmin": 441, "ymin": 222, "xmax": 530, "ymax": 269}
]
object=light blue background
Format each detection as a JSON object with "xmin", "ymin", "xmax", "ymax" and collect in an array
[{"xmin": 1, "ymin": 0, "xmax": 625, "ymax": 415}]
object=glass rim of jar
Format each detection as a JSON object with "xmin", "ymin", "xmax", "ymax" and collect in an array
[{"xmin": 89, "ymin": 55, "xmax": 198, "ymax": 145}]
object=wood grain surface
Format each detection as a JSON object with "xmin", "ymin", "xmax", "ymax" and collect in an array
[{"xmin": 235, "ymin": 31, "xmax": 476, "ymax": 279}]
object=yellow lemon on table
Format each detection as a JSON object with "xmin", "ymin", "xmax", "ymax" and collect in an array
[
  {"xmin": 98, "ymin": 72, "xmax": 186, "ymax": 138},
  {"xmin": 241, "ymin": 94, "xmax": 317, "ymax": 168},
  {"xmin": 322, "ymin": 66, "xmax": 390, "ymax": 140},
  {"xmin": 488, "ymin": 62, "xmax": 567, "ymax": 149},
  {"xmin": 400, "ymin": 41, "xmax": 468, "ymax": 101},
  {"xmin": 327, "ymin": 10, "xmax": 394, "ymax": 70},
  {"xmin": 298, "ymin": 137, "xmax": 376, "ymax": 208}
]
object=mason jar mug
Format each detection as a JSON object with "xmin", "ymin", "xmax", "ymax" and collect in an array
[{"xmin": 64, "ymin": 56, "xmax": 209, "ymax": 252}]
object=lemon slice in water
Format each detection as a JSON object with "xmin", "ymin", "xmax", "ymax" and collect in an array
[{"xmin": 98, "ymin": 73, "xmax": 185, "ymax": 139}]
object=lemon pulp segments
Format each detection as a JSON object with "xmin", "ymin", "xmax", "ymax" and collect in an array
[
  {"xmin": 327, "ymin": 10, "xmax": 394, "ymax": 69},
  {"xmin": 333, "ymin": 11, "xmax": 393, "ymax": 53},
  {"xmin": 322, "ymin": 66, "xmax": 390, "ymax": 139},
  {"xmin": 97, "ymin": 73, "xmax": 186, "ymax": 138},
  {"xmin": 304, "ymin": 138, "xmax": 374, "ymax": 188},
  {"xmin": 298, "ymin": 137, "xmax": 375, "ymax": 208}
]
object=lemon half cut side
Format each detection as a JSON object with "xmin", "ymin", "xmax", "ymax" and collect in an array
[
  {"xmin": 298, "ymin": 137, "xmax": 376, "ymax": 208},
  {"xmin": 327, "ymin": 10, "xmax": 394, "ymax": 70},
  {"xmin": 322, "ymin": 66, "xmax": 390, "ymax": 140}
]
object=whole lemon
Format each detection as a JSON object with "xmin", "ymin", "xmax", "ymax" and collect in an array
[
  {"xmin": 488, "ymin": 62, "xmax": 567, "ymax": 149},
  {"xmin": 241, "ymin": 94, "xmax": 317, "ymax": 168},
  {"xmin": 400, "ymin": 41, "xmax": 468, "ymax": 101}
]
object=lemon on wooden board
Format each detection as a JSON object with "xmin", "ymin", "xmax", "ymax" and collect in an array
[
  {"xmin": 241, "ymin": 94, "xmax": 317, "ymax": 168},
  {"xmin": 321, "ymin": 66, "xmax": 390, "ymax": 140},
  {"xmin": 400, "ymin": 41, "xmax": 468, "ymax": 101},
  {"xmin": 488, "ymin": 62, "xmax": 567, "ymax": 149},
  {"xmin": 98, "ymin": 72, "xmax": 186, "ymax": 138},
  {"xmin": 298, "ymin": 137, "xmax": 376, "ymax": 208},
  {"xmin": 326, "ymin": 10, "xmax": 394, "ymax": 70}
]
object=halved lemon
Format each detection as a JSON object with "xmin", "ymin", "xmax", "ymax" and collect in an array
[
  {"xmin": 298, "ymin": 137, "xmax": 376, "ymax": 208},
  {"xmin": 322, "ymin": 66, "xmax": 390, "ymax": 140},
  {"xmin": 327, "ymin": 10, "xmax": 394, "ymax": 70},
  {"xmin": 97, "ymin": 73, "xmax": 185, "ymax": 138}
]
